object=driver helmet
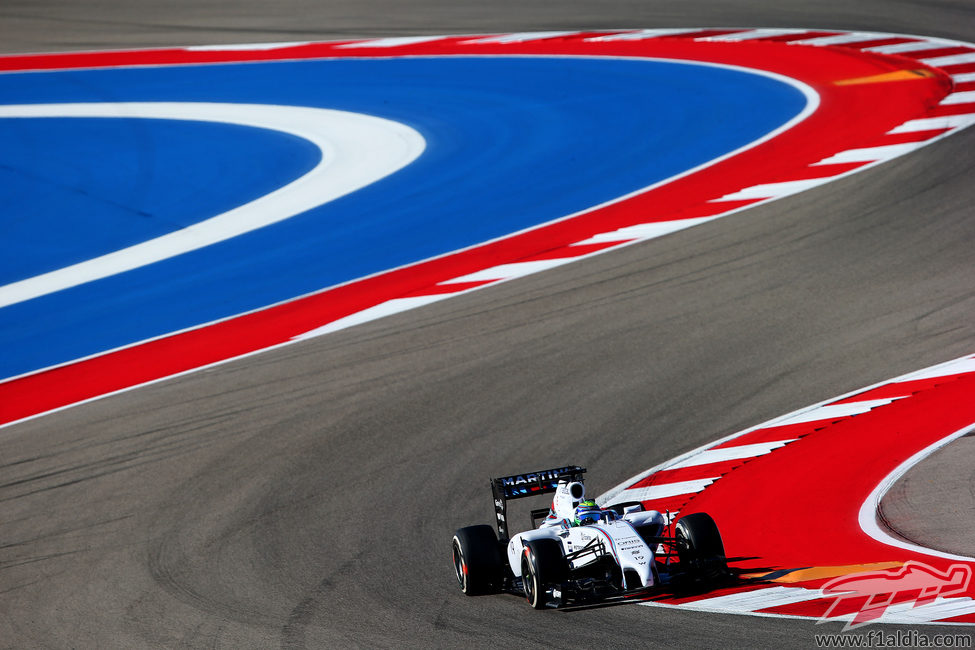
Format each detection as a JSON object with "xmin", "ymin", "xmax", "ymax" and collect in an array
[{"xmin": 574, "ymin": 500, "xmax": 602, "ymax": 526}]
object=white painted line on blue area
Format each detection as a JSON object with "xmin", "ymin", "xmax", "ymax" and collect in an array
[{"xmin": 0, "ymin": 103, "xmax": 425, "ymax": 309}]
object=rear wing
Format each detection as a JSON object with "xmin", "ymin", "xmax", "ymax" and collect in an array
[{"xmin": 490, "ymin": 465, "xmax": 586, "ymax": 540}]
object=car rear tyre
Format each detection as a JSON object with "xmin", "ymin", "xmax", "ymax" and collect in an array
[
  {"xmin": 675, "ymin": 512, "xmax": 728, "ymax": 581},
  {"xmin": 521, "ymin": 538, "xmax": 567, "ymax": 609},
  {"xmin": 452, "ymin": 525, "xmax": 504, "ymax": 596}
]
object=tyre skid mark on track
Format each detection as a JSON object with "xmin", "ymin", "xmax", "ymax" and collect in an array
[{"xmin": 1, "ymin": 29, "xmax": 974, "ymax": 431}]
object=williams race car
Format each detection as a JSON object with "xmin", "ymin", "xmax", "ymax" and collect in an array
[{"xmin": 451, "ymin": 465, "xmax": 728, "ymax": 608}]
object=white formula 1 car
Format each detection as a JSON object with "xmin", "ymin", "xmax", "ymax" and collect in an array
[{"xmin": 451, "ymin": 465, "xmax": 728, "ymax": 608}]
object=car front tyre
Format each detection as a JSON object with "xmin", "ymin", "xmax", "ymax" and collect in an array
[
  {"xmin": 675, "ymin": 512, "xmax": 728, "ymax": 582},
  {"xmin": 520, "ymin": 538, "xmax": 567, "ymax": 609}
]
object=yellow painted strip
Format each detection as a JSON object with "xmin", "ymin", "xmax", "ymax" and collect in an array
[
  {"xmin": 743, "ymin": 561, "xmax": 905, "ymax": 583},
  {"xmin": 835, "ymin": 69, "xmax": 936, "ymax": 86}
]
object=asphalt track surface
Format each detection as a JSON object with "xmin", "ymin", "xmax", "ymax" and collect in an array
[{"xmin": 1, "ymin": 1, "xmax": 974, "ymax": 648}]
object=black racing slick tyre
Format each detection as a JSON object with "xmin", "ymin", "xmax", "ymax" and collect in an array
[
  {"xmin": 521, "ymin": 538, "xmax": 568, "ymax": 609},
  {"xmin": 452, "ymin": 525, "xmax": 504, "ymax": 596},
  {"xmin": 675, "ymin": 512, "xmax": 728, "ymax": 582}
]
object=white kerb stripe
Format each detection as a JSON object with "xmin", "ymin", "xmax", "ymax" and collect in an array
[
  {"xmin": 772, "ymin": 397, "xmax": 906, "ymax": 427},
  {"xmin": 893, "ymin": 355, "xmax": 975, "ymax": 382},
  {"xmin": 829, "ymin": 596, "xmax": 975, "ymax": 625},
  {"xmin": 667, "ymin": 439, "xmax": 797, "ymax": 469},
  {"xmin": 942, "ymin": 90, "xmax": 975, "ymax": 105},
  {"xmin": 954, "ymin": 72, "xmax": 975, "ymax": 82},
  {"xmin": 294, "ymin": 294, "xmax": 451, "ymax": 339},
  {"xmin": 711, "ymin": 178, "xmax": 833, "ymax": 201},
  {"xmin": 585, "ymin": 29, "xmax": 697, "ymax": 42},
  {"xmin": 336, "ymin": 36, "xmax": 446, "ymax": 48},
  {"xmin": 813, "ymin": 142, "xmax": 927, "ymax": 165},
  {"xmin": 797, "ymin": 32, "xmax": 887, "ymax": 46},
  {"xmin": 186, "ymin": 41, "xmax": 311, "ymax": 51},
  {"xmin": 0, "ymin": 103, "xmax": 426, "ymax": 310},
  {"xmin": 612, "ymin": 478, "xmax": 717, "ymax": 502},
  {"xmin": 572, "ymin": 217, "xmax": 718, "ymax": 246},
  {"xmin": 440, "ymin": 258, "xmax": 573, "ymax": 284},
  {"xmin": 864, "ymin": 40, "xmax": 945, "ymax": 54},
  {"xmin": 462, "ymin": 31, "xmax": 579, "ymax": 44},
  {"xmin": 922, "ymin": 52, "xmax": 975, "ymax": 66},
  {"xmin": 659, "ymin": 586, "xmax": 824, "ymax": 613},
  {"xmin": 889, "ymin": 114, "xmax": 975, "ymax": 133},
  {"xmin": 698, "ymin": 29, "xmax": 808, "ymax": 41},
  {"xmin": 866, "ymin": 597, "xmax": 975, "ymax": 624}
]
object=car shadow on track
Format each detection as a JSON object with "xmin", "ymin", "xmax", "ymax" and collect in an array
[{"xmin": 555, "ymin": 556, "xmax": 776, "ymax": 613}]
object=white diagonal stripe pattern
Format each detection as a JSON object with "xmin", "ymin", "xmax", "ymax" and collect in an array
[
  {"xmin": 711, "ymin": 178, "xmax": 833, "ymax": 201},
  {"xmin": 571, "ymin": 217, "xmax": 718, "ymax": 246},
  {"xmin": 813, "ymin": 142, "xmax": 927, "ymax": 165},
  {"xmin": 462, "ymin": 31, "xmax": 579, "ymax": 44},
  {"xmin": 662, "ymin": 586, "xmax": 825, "ymax": 612},
  {"xmin": 295, "ymin": 294, "xmax": 452, "ymax": 339},
  {"xmin": 888, "ymin": 114, "xmax": 975, "ymax": 133},
  {"xmin": 586, "ymin": 29, "xmax": 698, "ymax": 42},
  {"xmin": 441, "ymin": 259, "xmax": 573, "ymax": 284},
  {"xmin": 336, "ymin": 36, "xmax": 446, "ymax": 49},
  {"xmin": 697, "ymin": 29, "xmax": 808, "ymax": 41},
  {"xmin": 667, "ymin": 439, "xmax": 797, "ymax": 469},
  {"xmin": 942, "ymin": 91, "xmax": 975, "ymax": 105},
  {"xmin": 877, "ymin": 597, "xmax": 975, "ymax": 623},
  {"xmin": 797, "ymin": 32, "xmax": 887, "ymax": 46},
  {"xmin": 922, "ymin": 52, "xmax": 975, "ymax": 66},
  {"xmin": 611, "ymin": 478, "xmax": 717, "ymax": 503},
  {"xmin": 861, "ymin": 597, "xmax": 975, "ymax": 624},
  {"xmin": 865, "ymin": 40, "xmax": 946, "ymax": 54},
  {"xmin": 771, "ymin": 398, "xmax": 906, "ymax": 427}
]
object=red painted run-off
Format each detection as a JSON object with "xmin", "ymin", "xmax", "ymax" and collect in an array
[
  {"xmin": 624, "ymin": 359, "xmax": 975, "ymax": 623},
  {"xmin": 689, "ymin": 373, "xmax": 975, "ymax": 568},
  {"xmin": 0, "ymin": 32, "xmax": 961, "ymax": 427}
]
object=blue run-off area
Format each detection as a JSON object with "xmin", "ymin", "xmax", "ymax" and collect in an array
[{"xmin": 0, "ymin": 56, "xmax": 807, "ymax": 380}]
